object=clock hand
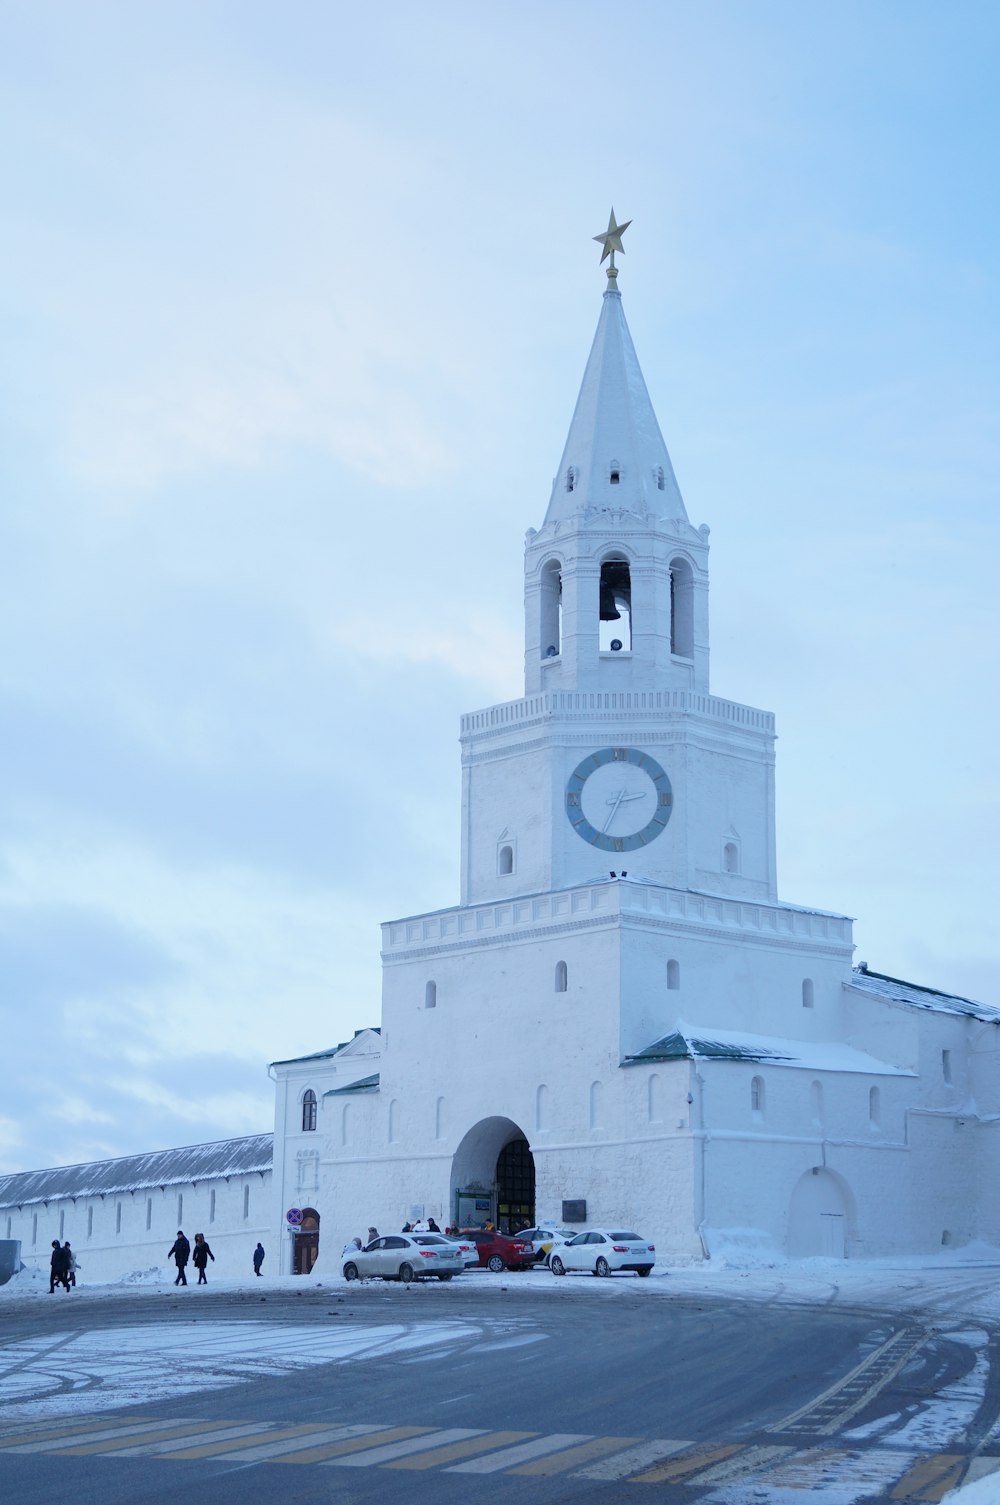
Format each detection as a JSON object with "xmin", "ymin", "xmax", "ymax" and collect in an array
[{"xmin": 602, "ymin": 788, "xmax": 626, "ymax": 834}]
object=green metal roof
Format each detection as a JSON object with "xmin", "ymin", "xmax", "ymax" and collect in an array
[
  {"xmin": 625, "ymin": 1031, "xmax": 794, "ymax": 1065},
  {"xmin": 323, "ymin": 1073, "xmax": 380, "ymax": 1096}
]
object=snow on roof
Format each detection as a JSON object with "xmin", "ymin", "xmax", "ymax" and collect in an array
[
  {"xmin": 323, "ymin": 1073, "xmax": 380, "ymax": 1096},
  {"xmin": 625, "ymin": 1023, "xmax": 912, "ymax": 1076},
  {"xmin": 847, "ymin": 965, "xmax": 1000, "ymax": 1022},
  {"xmin": 0, "ymin": 1133, "xmax": 273, "ymax": 1210},
  {"xmin": 269, "ymin": 1026, "xmax": 380, "ymax": 1068}
]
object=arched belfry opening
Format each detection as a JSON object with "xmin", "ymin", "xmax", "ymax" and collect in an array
[
  {"xmin": 599, "ymin": 554, "xmax": 632, "ymax": 651},
  {"xmin": 670, "ymin": 556, "xmax": 694, "ymax": 658},
  {"xmin": 540, "ymin": 558, "xmax": 562, "ymax": 659},
  {"xmin": 450, "ymin": 1116, "xmax": 535, "ymax": 1233}
]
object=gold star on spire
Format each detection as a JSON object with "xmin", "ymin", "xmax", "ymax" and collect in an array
[{"xmin": 593, "ymin": 208, "xmax": 632, "ymax": 267}]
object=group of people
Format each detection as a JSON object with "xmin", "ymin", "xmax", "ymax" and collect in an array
[
  {"xmin": 342, "ymin": 1218, "xmax": 449, "ymax": 1256},
  {"xmin": 166, "ymin": 1232, "xmax": 267, "ymax": 1285},
  {"xmin": 48, "ymin": 1240, "xmax": 79, "ymax": 1292}
]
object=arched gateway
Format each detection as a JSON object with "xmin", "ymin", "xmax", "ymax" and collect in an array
[{"xmin": 451, "ymin": 1117, "xmax": 535, "ymax": 1233}]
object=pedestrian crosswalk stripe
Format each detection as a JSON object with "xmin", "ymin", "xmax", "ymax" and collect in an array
[
  {"xmin": 890, "ymin": 1453, "xmax": 966, "ymax": 1500},
  {"xmin": 205, "ymin": 1424, "xmax": 383, "ymax": 1463},
  {"xmin": 509, "ymin": 1435, "xmax": 641, "ymax": 1475},
  {"xmin": 271, "ymin": 1426, "xmax": 432, "ymax": 1464},
  {"xmin": 323, "ymin": 1428, "xmax": 486, "ymax": 1467},
  {"xmin": 110, "ymin": 1423, "xmax": 277, "ymax": 1457},
  {"xmin": 384, "ymin": 1430, "xmax": 534, "ymax": 1470},
  {"xmin": 0, "ymin": 1412, "xmax": 985, "ymax": 1495},
  {"xmin": 632, "ymin": 1440, "xmax": 743, "ymax": 1482},
  {"xmin": 445, "ymin": 1432, "xmax": 591, "ymax": 1473},
  {"xmin": 574, "ymin": 1439, "xmax": 691, "ymax": 1480}
]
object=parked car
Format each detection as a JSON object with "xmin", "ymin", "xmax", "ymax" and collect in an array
[
  {"xmin": 548, "ymin": 1229, "xmax": 655, "ymax": 1277},
  {"xmin": 516, "ymin": 1225, "xmax": 577, "ymax": 1265},
  {"xmin": 458, "ymin": 1228, "xmax": 536, "ymax": 1272},
  {"xmin": 342, "ymin": 1233, "xmax": 465, "ymax": 1282},
  {"xmin": 441, "ymin": 1234, "xmax": 480, "ymax": 1267}
]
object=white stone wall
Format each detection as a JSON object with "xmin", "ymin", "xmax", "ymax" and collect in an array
[{"xmin": 4, "ymin": 1172, "xmax": 270, "ymax": 1283}]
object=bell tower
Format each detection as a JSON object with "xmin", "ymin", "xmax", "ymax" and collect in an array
[
  {"xmin": 460, "ymin": 215, "xmax": 777, "ymax": 907},
  {"xmin": 525, "ymin": 212, "xmax": 709, "ymax": 697}
]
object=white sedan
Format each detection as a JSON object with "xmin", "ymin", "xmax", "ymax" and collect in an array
[
  {"xmin": 516, "ymin": 1225, "xmax": 577, "ymax": 1265},
  {"xmin": 342, "ymin": 1233, "xmax": 465, "ymax": 1282},
  {"xmin": 549, "ymin": 1229, "xmax": 655, "ymax": 1277}
]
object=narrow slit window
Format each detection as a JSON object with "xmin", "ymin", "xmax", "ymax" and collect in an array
[
  {"xmin": 498, "ymin": 844, "xmax": 513, "ymax": 875},
  {"xmin": 425, "ymin": 980, "xmax": 437, "ymax": 1009},
  {"xmin": 554, "ymin": 960, "xmax": 568, "ymax": 993},
  {"xmin": 667, "ymin": 959, "xmax": 680, "ymax": 990},
  {"xmin": 802, "ymin": 978, "xmax": 815, "ymax": 1008},
  {"xmin": 670, "ymin": 557, "xmax": 695, "ymax": 657},
  {"xmin": 302, "ymin": 1089, "xmax": 317, "ymax": 1132}
]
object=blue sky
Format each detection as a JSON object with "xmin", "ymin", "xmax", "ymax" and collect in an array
[{"xmin": 1, "ymin": 1, "xmax": 997, "ymax": 1172}]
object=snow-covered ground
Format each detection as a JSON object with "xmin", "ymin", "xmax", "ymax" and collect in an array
[{"xmin": 5, "ymin": 1248, "xmax": 1000, "ymax": 1504}]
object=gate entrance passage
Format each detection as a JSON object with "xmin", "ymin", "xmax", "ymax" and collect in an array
[{"xmin": 496, "ymin": 1136, "xmax": 534, "ymax": 1234}]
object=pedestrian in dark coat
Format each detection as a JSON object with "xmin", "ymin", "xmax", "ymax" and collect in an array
[
  {"xmin": 191, "ymin": 1232, "xmax": 214, "ymax": 1284},
  {"xmin": 49, "ymin": 1239, "xmax": 70, "ymax": 1293},
  {"xmin": 427, "ymin": 1218, "xmax": 441, "ymax": 1233},
  {"xmin": 252, "ymin": 1242, "xmax": 265, "ymax": 1276},
  {"xmin": 167, "ymin": 1230, "xmax": 191, "ymax": 1285}
]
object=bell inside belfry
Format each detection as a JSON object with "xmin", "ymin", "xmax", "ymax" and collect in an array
[{"xmin": 599, "ymin": 560, "xmax": 631, "ymax": 622}]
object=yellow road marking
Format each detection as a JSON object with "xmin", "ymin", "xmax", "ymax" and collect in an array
[
  {"xmin": 509, "ymin": 1434, "xmax": 642, "ymax": 1475},
  {"xmin": 891, "ymin": 1454, "xmax": 966, "ymax": 1500},
  {"xmin": 32, "ymin": 1421, "xmax": 246, "ymax": 1456},
  {"xmin": 385, "ymin": 1431, "xmax": 534, "ymax": 1470},
  {"xmin": 160, "ymin": 1424, "xmax": 332, "ymax": 1460},
  {"xmin": 271, "ymin": 1426, "xmax": 432, "ymax": 1464},
  {"xmin": 633, "ymin": 1441, "xmax": 742, "ymax": 1483}
]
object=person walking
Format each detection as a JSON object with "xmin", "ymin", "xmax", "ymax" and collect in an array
[
  {"xmin": 191, "ymin": 1232, "xmax": 214, "ymax": 1285},
  {"xmin": 49, "ymin": 1239, "xmax": 70, "ymax": 1293},
  {"xmin": 252, "ymin": 1242, "xmax": 265, "ymax": 1277},
  {"xmin": 167, "ymin": 1230, "xmax": 191, "ymax": 1286},
  {"xmin": 64, "ymin": 1243, "xmax": 79, "ymax": 1287}
]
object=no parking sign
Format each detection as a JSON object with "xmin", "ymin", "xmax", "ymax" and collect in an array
[{"xmin": 286, "ymin": 1207, "xmax": 303, "ymax": 1227}]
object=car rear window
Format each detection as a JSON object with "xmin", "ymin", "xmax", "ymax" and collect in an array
[
  {"xmin": 412, "ymin": 1235, "xmax": 448, "ymax": 1246},
  {"xmin": 609, "ymin": 1231, "xmax": 641, "ymax": 1241}
]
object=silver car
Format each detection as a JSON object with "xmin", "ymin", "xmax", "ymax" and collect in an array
[{"xmin": 342, "ymin": 1232, "xmax": 465, "ymax": 1282}]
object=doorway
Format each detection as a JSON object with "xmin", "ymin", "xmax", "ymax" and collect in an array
[
  {"xmin": 496, "ymin": 1137, "xmax": 534, "ymax": 1234},
  {"xmin": 293, "ymin": 1208, "xmax": 320, "ymax": 1273}
]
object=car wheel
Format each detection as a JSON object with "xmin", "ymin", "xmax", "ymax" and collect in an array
[
  {"xmin": 487, "ymin": 1254, "xmax": 505, "ymax": 1273},
  {"xmin": 550, "ymin": 1255, "xmax": 566, "ymax": 1276},
  {"xmin": 343, "ymin": 1263, "xmax": 359, "ymax": 1282},
  {"xmin": 637, "ymin": 1266, "xmax": 652, "ymax": 1277},
  {"xmin": 399, "ymin": 1262, "xmax": 415, "ymax": 1283},
  {"xmin": 595, "ymin": 1256, "xmax": 611, "ymax": 1277},
  {"xmin": 437, "ymin": 1273, "xmax": 453, "ymax": 1281}
]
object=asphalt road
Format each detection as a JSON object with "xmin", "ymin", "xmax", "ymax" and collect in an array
[{"xmin": 1, "ymin": 1276, "xmax": 997, "ymax": 1503}]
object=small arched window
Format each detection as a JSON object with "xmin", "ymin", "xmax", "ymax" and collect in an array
[
  {"xmin": 802, "ymin": 978, "xmax": 815, "ymax": 1008},
  {"xmin": 209, "ymin": 1188, "xmax": 216, "ymax": 1223},
  {"xmin": 811, "ymin": 1081, "xmax": 824, "ymax": 1129},
  {"xmin": 942, "ymin": 1049, "xmax": 952, "ymax": 1084},
  {"xmin": 565, "ymin": 466, "xmax": 577, "ymax": 493},
  {"xmin": 648, "ymin": 1072, "xmax": 661, "ymax": 1123},
  {"xmin": 301, "ymin": 1088, "xmax": 317, "ymax": 1132},
  {"xmin": 146, "ymin": 1197, "xmax": 152, "ymax": 1230},
  {"xmin": 388, "ymin": 1099, "xmax": 399, "ymax": 1143},
  {"xmin": 341, "ymin": 1103, "xmax": 351, "ymax": 1146},
  {"xmin": 554, "ymin": 960, "xmax": 568, "ymax": 993},
  {"xmin": 425, "ymin": 980, "xmax": 437, "ymax": 1009},
  {"xmin": 655, "ymin": 465, "xmax": 665, "ymax": 491},
  {"xmin": 535, "ymin": 1083, "xmax": 549, "ymax": 1131},
  {"xmin": 723, "ymin": 841, "xmax": 739, "ymax": 874},
  {"xmin": 498, "ymin": 844, "xmax": 513, "ymax": 875},
  {"xmin": 751, "ymin": 1076, "xmax": 765, "ymax": 1118},
  {"xmin": 87, "ymin": 1206, "xmax": 93, "ymax": 1238},
  {"xmin": 435, "ymin": 1096, "xmax": 446, "ymax": 1140},
  {"xmin": 667, "ymin": 959, "xmax": 680, "ymax": 990},
  {"xmin": 175, "ymin": 1194, "xmax": 182, "ymax": 1226},
  {"xmin": 869, "ymin": 1085, "xmax": 881, "ymax": 1129},
  {"xmin": 589, "ymin": 1080, "xmax": 604, "ymax": 1129}
]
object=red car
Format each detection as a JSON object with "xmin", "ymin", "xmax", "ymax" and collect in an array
[{"xmin": 459, "ymin": 1228, "xmax": 536, "ymax": 1272}]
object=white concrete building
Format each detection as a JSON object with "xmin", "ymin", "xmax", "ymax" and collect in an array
[{"xmin": 268, "ymin": 231, "xmax": 1000, "ymax": 1270}]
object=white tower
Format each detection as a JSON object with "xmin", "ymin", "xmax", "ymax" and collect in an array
[{"xmin": 461, "ymin": 215, "xmax": 777, "ymax": 911}]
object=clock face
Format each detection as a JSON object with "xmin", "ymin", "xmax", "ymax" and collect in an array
[{"xmin": 565, "ymin": 747, "xmax": 673, "ymax": 852}]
